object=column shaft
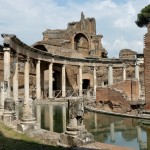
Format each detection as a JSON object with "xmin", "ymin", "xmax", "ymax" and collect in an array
[
  {"xmin": 41, "ymin": 67, "xmax": 45, "ymax": 99},
  {"xmin": 79, "ymin": 66, "xmax": 82, "ymax": 96},
  {"xmin": 62, "ymin": 65, "xmax": 66, "ymax": 97},
  {"xmin": 123, "ymin": 67, "xmax": 126, "ymax": 81},
  {"xmin": 49, "ymin": 63, "xmax": 53, "ymax": 98},
  {"xmin": 13, "ymin": 54, "xmax": 18, "ymax": 103},
  {"xmin": 24, "ymin": 58, "xmax": 30, "ymax": 111},
  {"xmin": 4, "ymin": 48, "xmax": 11, "ymax": 98},
  {"xmin": 135, "ymin": 63, "xmax": 139, "ymax": 80},
  {"xmin": 36, "ymin": 60, "xmax": 41, "ymax": 100},
  {"xmin": 93, "ymin": 66, "xmax": 96, "ymax": 97},
  {"xmin": 108, "ymin": 65, "xmax": 113, "ymax": 86}
]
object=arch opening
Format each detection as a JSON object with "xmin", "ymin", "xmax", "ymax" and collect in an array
[{"xmin": 74, "ymin": 33, "xmax": 89, "ymax": 56}]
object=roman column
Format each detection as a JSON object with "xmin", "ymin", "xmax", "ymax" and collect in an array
[
  {"xmin": 49, "ymin": 63, "xmax": 53, "ymax": 98},
  {"xmin": 13, "ymin": 54, "xmax": 18, "ymax": 103},
  {"xmin": 108, "ymin": 64, "xmax": 113, "ymax": 86},
  {"xmin": 93, "ymin": 66, "xmax": 96, "ymax": 97},
  {"xmin": 3, "ymin": 47, "xmax": 11, "ymax": 98},
  {"xmin": 41, "ymin": 67, "xmax": 45, "ymax": 99},
  {"xmin": 62, "ymin": 64, "xmax": 66, "ymax": 97},
  {"xmin": 135, "ymin": 61, "xmax": 139, "ymax": 80},
  {"xmin": 36, "ymin": 60, "xmax": 41, "ymax": 100},
  {"xmin": 123, "ymin": 64, "xmax": 126, "ymax": 81},
  {"xmin": 79, "ymin": 65, "xmax": 82, "ymax": 97},
  {"xmin": 22, "ymin": 57, "xmax": 35, "ymax": 122}
]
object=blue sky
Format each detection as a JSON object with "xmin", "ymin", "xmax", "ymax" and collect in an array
[{"xmin": 0, "ymin": 0, "xmax": 150, "ymax": 57}]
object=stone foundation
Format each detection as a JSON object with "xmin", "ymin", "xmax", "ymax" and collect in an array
[{"xmin": 60, "ymin": 125, "xmax": 94, "ymax": 147}]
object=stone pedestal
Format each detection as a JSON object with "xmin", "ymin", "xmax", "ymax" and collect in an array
[
  {"xmin": 60, "ymin": 124, "xmax": 94, "ymax": 147},
  {"xmin": 2, "ymin": 98, "xmax": 16, "ymax": 122},
  {"xmin": 60, "ymin": 98, "xmax": 94, "ymax": 147},
  {"xmin": 17, "ymin": 99, "xmax": 37, "ymax": 132}
]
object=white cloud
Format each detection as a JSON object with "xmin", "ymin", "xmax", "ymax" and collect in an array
[{"xmin": 0, "ymin": 0, "xmax": 149, "ymax": 58}]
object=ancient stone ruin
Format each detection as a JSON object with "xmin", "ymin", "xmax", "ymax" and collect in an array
[{"xmin": 0, "ymin": 13, "xmax": 146, "ymax": 146}]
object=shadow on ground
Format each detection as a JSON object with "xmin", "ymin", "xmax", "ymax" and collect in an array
[{"xmin": 0, "ymin": 130, "xmax": 66, "ymax": 150}]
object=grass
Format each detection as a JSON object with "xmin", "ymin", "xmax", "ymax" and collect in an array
[{"xmin": 0, "ymin": 122, "xmax": 67, "ymax": 150}]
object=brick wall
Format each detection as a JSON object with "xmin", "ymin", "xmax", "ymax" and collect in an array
[
  {"xmin": 96, "ymin": 79, "xmax": 139, "ymax": 104},
  {"xmin": 144, "ymin": 25, "xmax": 150, "ymax": 107},
  {"xmin": 111, "ymin": 79, "xmax": 139, "ymax": 101},
  {"xmin": 96, "ymin": 87, "xmax": 130, "ymax": 109}
]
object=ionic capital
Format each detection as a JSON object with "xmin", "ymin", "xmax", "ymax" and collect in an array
[{"xmin": 3, "ymin": 47, "xmax": 10, "ymax": 52}]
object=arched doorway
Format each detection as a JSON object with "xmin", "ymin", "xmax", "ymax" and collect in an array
[{"xmin": 74, "ymin": 33, "xmax": 89, "ymax": 56}]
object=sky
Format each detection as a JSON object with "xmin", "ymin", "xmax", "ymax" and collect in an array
[{"xmin": 0, "ymin": 0, "xmax": 150, "ymax": 58}]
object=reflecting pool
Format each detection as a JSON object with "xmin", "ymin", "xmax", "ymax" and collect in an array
[{"xmin": 36, "ymin": 104, "xmax": 149, "ymax": 150}]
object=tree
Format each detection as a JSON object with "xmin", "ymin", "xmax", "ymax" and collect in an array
[{"xmin": 135, "ymin": 5, "xmax": 150, "ymax": 27}]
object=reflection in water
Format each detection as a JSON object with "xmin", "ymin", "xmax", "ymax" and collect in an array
[
  {"xmin": 36, "ymin": 104, "xmax": 67, "ymax": 133},
  {"xmin": 35, "ymin": 104, "xmax": 149, "ymax": 150},
  {"xmin": 84, "ymin": 111, "xmax": 148, "ymax": 150}
]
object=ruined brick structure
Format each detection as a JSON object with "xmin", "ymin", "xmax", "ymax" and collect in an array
[
  {"xmin": 144, "ymin": 23, "xmax": 150, "ymax": 108},
  {"xmin": 34, "ymin": 12, "xmax": 107, "ymax": 59},
  {"xmin": 0, "ymin": 13, "xmax": 144, "ymax": 110}
]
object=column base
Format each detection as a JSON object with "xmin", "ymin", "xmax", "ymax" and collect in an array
[
  {"xmin": 60, "ymin": 125, "xmax": 94, "ymax": 146},
  {"xmin": 0, "ymin": 107, "xmax": 4, "ymax": 114},
  {"xmin": 60, "ymin": 125, "xmax": 94, "ymax": 147},
  {"xmin": 2, "ymin": 110, "xmax": 16, "ymax": 122},
  {"xmin": 17, "ymin": 117, "xmax": 38, "ymax": 132}
]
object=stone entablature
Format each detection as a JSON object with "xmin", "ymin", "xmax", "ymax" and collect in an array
[{"xmin": 3, "ymin": 34, "xmax": 123, "ymax": 67}]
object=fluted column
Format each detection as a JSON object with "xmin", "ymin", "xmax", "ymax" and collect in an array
[
  {"xmin": 135, "ymin": 61, "xmax": 139, "ymax": 80},
  {"xmin": 123, "ymin": 64, "xmax": 126, "ymax": 81},
  {"xmin": 13, "ymin": 54, "xmax": 18, "ymax": 103},
  {"xmin": 4, "ymin": 47, "xmax": 11, "ymax": 98},
  {"xmin": 36, "ymin": 60, "xmax": 41, "ymax": 100},
  {"xmin": 93, "ymin": 66, "xmax": 96, "ymax": 97},
  {"xmin": 79, "ymin": 65, "xmax": 82, "ymax": 97},
  {"xmin": 49, "ymin": 63, "xmax": 53, "ymax": 98},
  {"xmin": 108, "ymin": 65, "xmax": 113, "ymax": 86},
  {"xmin": 62, "ymin": 64, "xmax": 66, "ymax": 97}
]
